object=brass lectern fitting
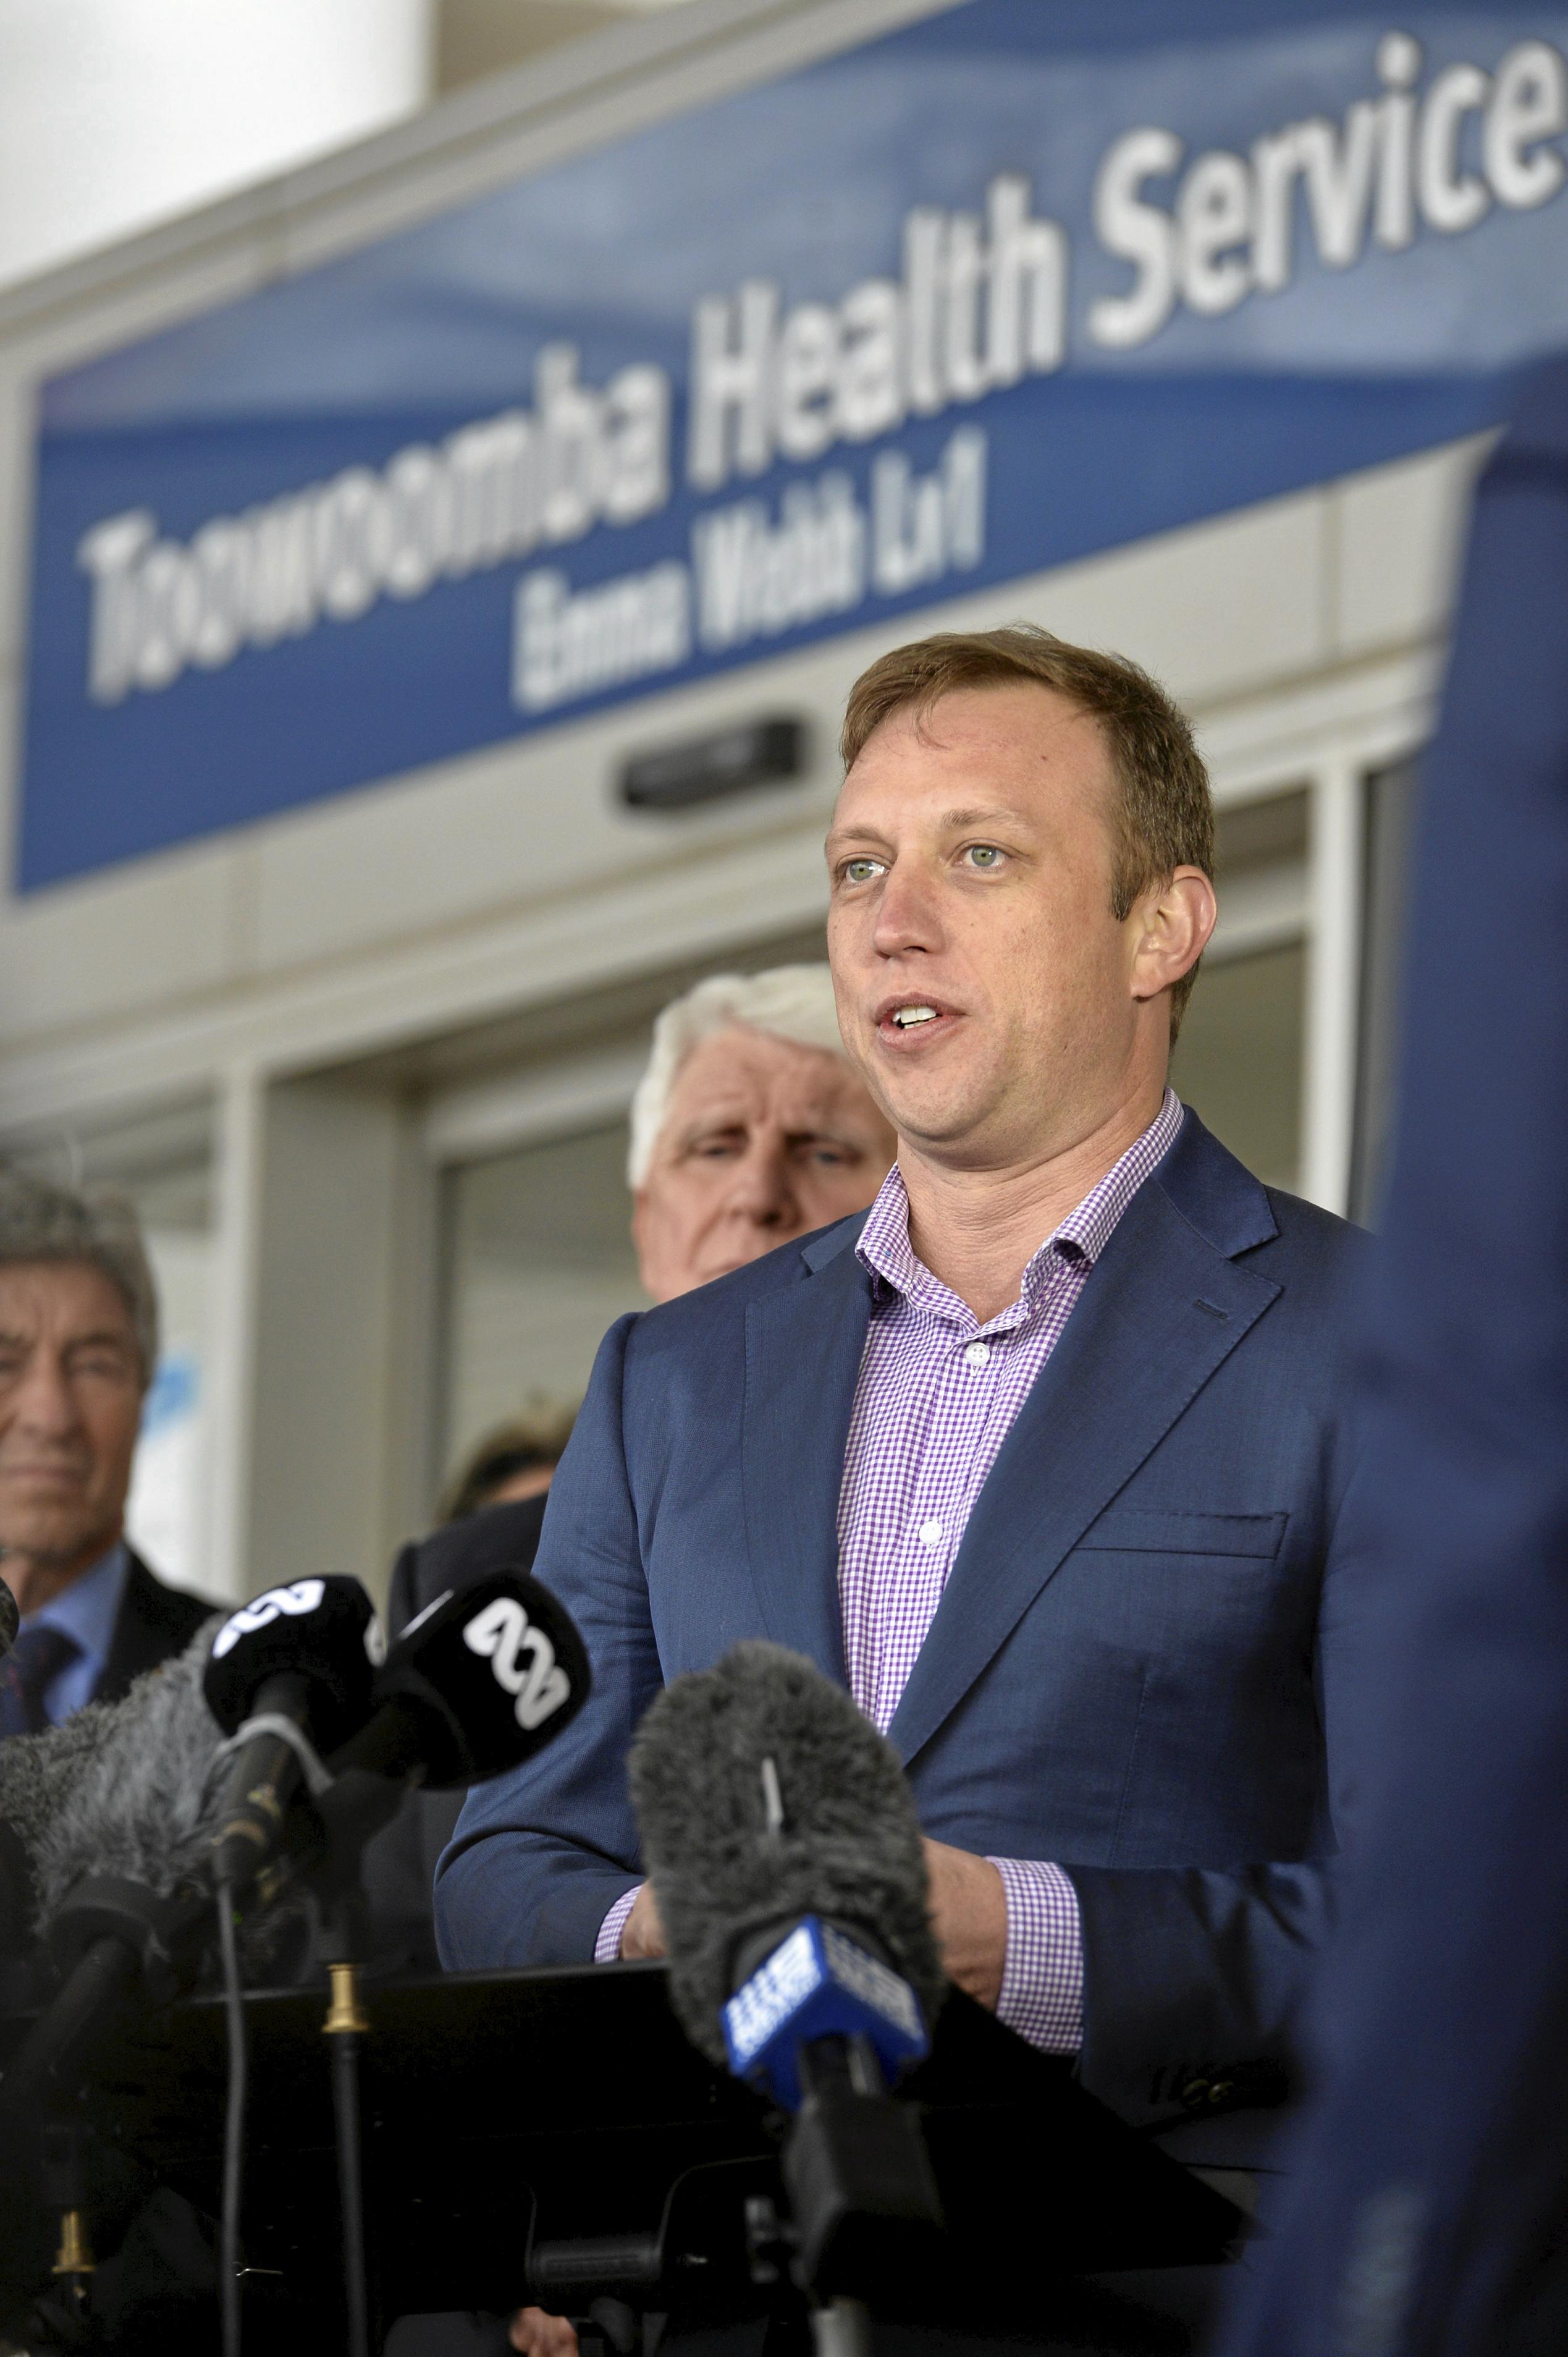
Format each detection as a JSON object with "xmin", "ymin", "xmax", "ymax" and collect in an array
[{"xmin": 324, "ymin": 1960, "xmax": 370, "ymax": 2036}]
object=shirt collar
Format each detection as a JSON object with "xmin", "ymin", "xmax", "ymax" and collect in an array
[
  {"xmin": 24, "ymin": 1539, "xmax": 130, "ymax": 1681},
  {"xmin": 857, "ymin": 1088, "xmax": 1185, "ymax": 1321}
]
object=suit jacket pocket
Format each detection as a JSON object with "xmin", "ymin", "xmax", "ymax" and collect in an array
[{"xmin": 1074, "ymin": 1507, "xmax": 1288, "ymax": 1560}]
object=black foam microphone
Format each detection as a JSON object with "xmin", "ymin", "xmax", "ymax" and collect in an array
[
  {"xmin": 0, "ymin": 1622, "xmax": 226, "ymax": 1936},
  {"xmin": 332, "ymin": 1565, "xmax": 590, "ymax": 1788},
  {"xmin": 0, "ymin": 1573, "xmax": 17, "ymax": 1659},
  {"xmin": 630, "ymin": 1644, "xmax": 946, "ymax": 2301},
  {"xmin": 203, "ymin": 1576, "xmax": 381, "ymax": 1894},
  {"xmin": 0, "ymin": 1626, "xmax": 232, "ymax": 2112},
  {"xmin": 630, "ymin": 1641, "xmax": 944, "ymax": 2083}
]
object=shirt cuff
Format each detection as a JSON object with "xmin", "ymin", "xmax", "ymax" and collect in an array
[
  {"xmin": 986, "ymin": 1857, "xmax": 1084, "ymax": 2053},
  {"xmin": 595, "ymin": 1881, "xmax": 643, "ymax": 1963}
]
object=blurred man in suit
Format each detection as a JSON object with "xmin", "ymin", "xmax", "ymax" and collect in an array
[
  {"xmin": 0, "ymin": 1169, "xmax": 212, "ymax": 1736},
  {"xmin": 365, "ymin": 1410, "xmax": 578, "ymax": 1978},
  {"xmin": 1220, "ymin": 365, "xmax": 1568, "ymax": 2356},
  {"xmin": 434, "ymin": 1406, "xmax": 578, "ymax": 1524}
]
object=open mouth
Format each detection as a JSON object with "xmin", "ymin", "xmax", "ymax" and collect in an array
[{"xmin": 875, "ymin": 997, "xmax": 959, "ymax": 1046}]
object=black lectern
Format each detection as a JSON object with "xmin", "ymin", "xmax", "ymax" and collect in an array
[{"xmin": 2, "ymin": 1962, "xmax": 1244, "ymax": 2348}]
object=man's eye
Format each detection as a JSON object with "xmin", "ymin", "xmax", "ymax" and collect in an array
[
  {"xmin": 963, "ymin": 844, "xmax": 1005, "ymax": 870},
  {"xmin": 840, "ymin": 857, "xmax": 885, "ymax": 885}
]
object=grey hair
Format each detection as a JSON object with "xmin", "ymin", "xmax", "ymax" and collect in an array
[
  {"xmin": 0, "ymin": 1167, "xmax": 159, "ymax": 1382},
  {"xmin": 627, "ymin": 966, "xmax": 849, "ymax": 1187}
]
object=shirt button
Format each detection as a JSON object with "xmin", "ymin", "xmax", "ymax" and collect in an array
[
  {"xmin": 964, "ymin": 1340, "xmax": 990, "ymax": 1366},
  {"xmin": 917, "ymin": 1519, "xmax": 942, "ymax": 1549}
]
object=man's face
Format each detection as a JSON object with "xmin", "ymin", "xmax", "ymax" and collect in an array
[
  {"xmin": 826, "ymin": 683, "xmax": 1155, "ymax": 1170},
  {"xmin": 0, "ymin": 1262, "xmax": 144, "ymax": 1583},
  {"xmin": 633, "ymin": 1028, "xmax": 896, "ymax": 1301}
]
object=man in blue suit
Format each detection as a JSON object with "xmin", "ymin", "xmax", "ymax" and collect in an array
[
  {"xmin": 437, "ymin": 623, "xmax": 1365, "ymax": 2154},
  {"xmin": 1218, "ymin": 370, "xmax": 1568, "ymax": 2355}
]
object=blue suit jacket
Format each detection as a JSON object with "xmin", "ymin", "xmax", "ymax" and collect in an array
[
  {"xmin": 437, "ymin": 1110, "xmax": 1367, "ymax": 2131},
  {"xmin": 1221, "ymin": 371, "xmax": 1568, "ymax": 2352}
]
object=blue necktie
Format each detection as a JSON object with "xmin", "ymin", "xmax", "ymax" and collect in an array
[{"xmin": 0, "ymin": 1623, "xmax": 82, "ymax": 1738}]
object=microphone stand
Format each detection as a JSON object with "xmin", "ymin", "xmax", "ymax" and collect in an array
[
  {"xmin": 41, "ymin": 2117, "xmax": 95, "ymax": 2342},
  {"xmin": 305, "ymin": 1769, "xmax": 410, "ymax": 2357},
  {"xmin": 318, "ymin": 1882, "xmax": 372, "ymax": 2357},
  {"xmin": 783, "ymin": 2030, "xmax": 943, "ymax": 2357}
]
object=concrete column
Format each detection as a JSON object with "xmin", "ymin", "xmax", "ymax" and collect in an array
[{"xmin": 210, "ymin": 1066, "xmax": 434, "ymax": 1612}]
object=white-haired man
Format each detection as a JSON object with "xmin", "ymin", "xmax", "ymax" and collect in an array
[
  {"xmin": 0, "ymin": 1170, "xmax": 213, "ymax": 1737},
  {"xmin": 627, "ymin": 966, "xmax": 896, "ymax": 1301}
]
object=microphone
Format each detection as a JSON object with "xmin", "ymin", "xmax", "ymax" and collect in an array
[
  {"xmin": 0, "ymin": 1620, "xmax": 225, "ymax": 1940},
  {"xmin": 0, "ymin": 1570, "xmax": 591, "ymax": 2118},
  {"xmin": 202, "ymin": 1576, "xmax": 381, "ymax": 1895},
  {"xmin": 0, "ymin": 1573, "xmax": 17, "ymax": 1659},
  {"xmin": 628, "ymin": 1643, "xmax": 946, "ymax": 2304},
  {"xmin": 629, "ymin": 1640, "xmax": 944, "ymax": 2097},
  {"xmin": 332, "ymin": 1565, "xmax": 591, "ymax": 1788},
  {"xmin": 0, "ymin": 1625, "xmax": 232, "ymax": 2111}
]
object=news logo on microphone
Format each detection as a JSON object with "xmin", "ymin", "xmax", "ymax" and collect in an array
[{"xmin": 724, "ymin": 1914, "xmax": 929, "ymax": 2109}]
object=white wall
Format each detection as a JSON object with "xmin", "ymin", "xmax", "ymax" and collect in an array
[{"xmin": 0, "ymin": 0, "xmax": 431, "ymax": 291}]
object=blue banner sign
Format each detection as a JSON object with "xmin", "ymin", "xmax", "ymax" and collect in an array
[{"xmin": 20, "ymin": 1, "xmax": 1568, "ymax": 889}]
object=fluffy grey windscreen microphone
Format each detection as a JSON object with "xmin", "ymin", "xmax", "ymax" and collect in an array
[
  {"xmin": 628, "ymin": 1640, "xmax": 945, "ymax": 2068},
  {"xmin": 0, "ymin": 1617, "xmax": 228, "ymax": 1937}
]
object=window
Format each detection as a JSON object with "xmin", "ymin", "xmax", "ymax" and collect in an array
[
  {"xmin": 438, "ymin": 1122, "xmax": 646, "ymax": 1492},
  {"xmin": 1170, "ymin": 788, "xmax": 1309, "ymax": 1191},
  {"xmin": 1351, "ymin": 755, "xmax": 1422, "ymax": 1225}
]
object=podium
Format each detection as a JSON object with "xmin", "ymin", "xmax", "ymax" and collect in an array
[{"xmin": 2, "ymin": 1960, "xmax": 1244, "ymax": 2346}]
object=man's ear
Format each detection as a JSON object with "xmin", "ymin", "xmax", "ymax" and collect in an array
[{"xmin": 1129, "ymin": 866, "xmax": 1218, "ymax": 1002}]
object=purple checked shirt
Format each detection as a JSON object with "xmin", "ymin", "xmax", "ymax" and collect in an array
[{"xmin": 598, "ymin": 1089, "xmax": 1186, "ymax": 2052}]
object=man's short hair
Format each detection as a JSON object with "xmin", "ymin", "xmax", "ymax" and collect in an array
[
  {"xmin": 628, "ymin": 966, "xmax": 848, "ymax": 1187},
  {"xmin": 0, "ymin": 1168, "xmax": 159, "ymax": 1382},
  {"xmin": 840, "ymin": 624, "xmax": 1215, "ymax": 1035}
]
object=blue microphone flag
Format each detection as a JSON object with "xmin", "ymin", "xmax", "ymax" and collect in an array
[{"xmin": 723, "ymin": 1915, "xmax": 929, "ymax": 2110}]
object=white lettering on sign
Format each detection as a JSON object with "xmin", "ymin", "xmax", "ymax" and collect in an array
[
  {"xmin": 68, "ymin": 30, "xmax": 1568, "ymax": 713},
  {"xmin": 693, "ymin": 472, "xmax": 867, "ymax": 652},
  {"xmin": 508, "ymin": 428, "xmax": 988, "ymax": 714},
  {"xmin": 1088, "ymin": 32, "xmax": 1568, "ymax": 350},
  {"xmin": 211, "ymin": 1579, "xmax": 327, "ymax": 1660},
  {"xmin": 462, "ymin": 1595, "xmax": 572, "ymax": 1730},
  {"xmin": 513, "ymin": 559, "xmax": 691, "ymax": 712},
  {"xmin": 79, "ymin": 347, "xmax": 671, "ymax": 703},
  {"xmin": 686, "ymin": 176, "xmax": 1065, "ymax": 491}
]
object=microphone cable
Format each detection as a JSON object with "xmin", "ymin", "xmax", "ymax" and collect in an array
[{"xmin": 216, "ymin": 1876, "xmax": 248, "ymax": 2357}]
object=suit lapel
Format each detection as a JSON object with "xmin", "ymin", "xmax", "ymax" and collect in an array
[
  {"xmin": 885, "ymin": 1145, "xmax": 1283, "ymax": 1767},
  {"xmin": 98, "ymin": 1553, "xmax": 172, "ymax": 1702},
  {"xmin": 741, "ymin": 1229, "xmax": 875, "ymax": 1684},
  {"xmin": 96, "ymin": 1551, "xmax": 216, "ymax": 1704}
]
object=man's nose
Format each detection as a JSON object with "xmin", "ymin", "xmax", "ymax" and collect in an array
[
  {"xmin": 12, "ymin": 1356, "xmax": 83, "ymax": 1439},
  {"xmin": 870, "ymin": 859, "xmax": 942, "ymax": 958},
  {"xmin": 725, "ymin": 1134, "xmax": 798, "ymax": 1227}
]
